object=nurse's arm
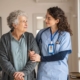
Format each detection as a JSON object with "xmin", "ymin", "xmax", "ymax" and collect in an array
[
  {"xmin": 41, "ymin": 50, "xmax": 71, "ymax": 62},
  {"xmin": 30, "ymin": 50, "xmax": 71, "ymax": 62}
]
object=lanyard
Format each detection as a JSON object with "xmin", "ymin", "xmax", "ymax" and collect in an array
[{"xmin": 50, "ymin": 29, "xmax": 58, "ymax": 43}]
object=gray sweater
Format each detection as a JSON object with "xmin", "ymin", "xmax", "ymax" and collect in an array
[{"xmin": 0, "ymin": 31, "xmax": 40, "ymax": 80}]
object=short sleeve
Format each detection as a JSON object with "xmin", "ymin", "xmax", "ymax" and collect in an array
[{"xmin": 59, "ymin": 32, "xmax": 72, "ymax": 53}]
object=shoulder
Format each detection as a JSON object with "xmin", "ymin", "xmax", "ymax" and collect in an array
[
  {"xmin": 1, "ymin": 32, "xmax": 10, "ymax": 40},
  {"xmin": 59, "ymin": 31, "xmax": 71, "ymax": 43},
  {"xmin": 37, "ymin": 27, "xmax": 50, "ymax": 37},
  {"xmin": 25, "ymin": 32, "xmax": 34, "ymax": 36},
  {"xmin": 24, "ymin": 32, "xmax": 34, "ymax": 39},
  {"xmin": 0, "ymin": 32, "xmax": 10, "ymax": 47},
  {"xmin": 38, "ymin": 27, "xmax": 49, "ymax": 34},
  {"xmin": 60, "ymin": 31, "xmax": 70, "ymax": 38}
]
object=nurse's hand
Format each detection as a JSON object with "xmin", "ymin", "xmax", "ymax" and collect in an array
[{"xmin": 29, "ymin": 51, "xmax": 41, "ymax": 62}]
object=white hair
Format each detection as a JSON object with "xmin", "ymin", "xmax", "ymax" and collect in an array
[{"xmin": 7, "ymin": 10, "xmax": 27, "ymax": 29}]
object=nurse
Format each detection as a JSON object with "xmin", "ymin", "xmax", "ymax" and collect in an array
[{"xmin": 29, "ymin": 6, "xmax": 72, "ymax": 80}]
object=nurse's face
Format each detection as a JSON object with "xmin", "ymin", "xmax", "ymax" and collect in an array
[
  {"xmin": 45, "ymin": 12, "xmax": 59, "ymax": 28},
  {"xmin": 13, "ymin": 16, "xmax": 28, "ymax": 33}
]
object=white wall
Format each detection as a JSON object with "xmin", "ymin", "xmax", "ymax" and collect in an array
[
  {"xmin": 0, "ymin": 0, "xmax": 70, "ymax": 34},
  {"xmin": 78, "ymin": 0, "xmax": 80, "ymax": 72},
  {"xmin": 37, "ymin": 18, "xmax": 44, "ymax": 30},
  {"xmin": 0, "ymin": 0, "xmax": 78, "ymax": 72},
  {"xmin": 68, "ymin": 0, "xmax": 78, "ymax": 72}
]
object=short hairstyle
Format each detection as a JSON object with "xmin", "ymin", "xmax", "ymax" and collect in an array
[{"xmin": 7, "ymin": 10, "xmax": 27, "ymax": 29}]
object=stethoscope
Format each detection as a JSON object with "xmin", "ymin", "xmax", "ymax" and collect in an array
[{"xmin": 39, "ymin": 27, "xmax": 60, "ymax": 44}]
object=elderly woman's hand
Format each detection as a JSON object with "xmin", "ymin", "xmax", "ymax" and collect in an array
[
  {"xmin": 29, "ymin": 51, "xmax": 35, "ymax": 57},
  {"xmin": 13, "ymin": 72, "xmax": 24, "ymax": 80},
  {"xmin": 29, "ymin": 51, "xmax": 41, "ymax": 62}
]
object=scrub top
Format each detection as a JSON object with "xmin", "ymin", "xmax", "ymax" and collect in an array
[{"xmin": 36, "ymin": 28, "xmax": 72, "ymax": 80}]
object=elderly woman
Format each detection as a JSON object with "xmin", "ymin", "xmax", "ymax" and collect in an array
[{"xmin": 0, "ymin": 10, "xmax": 39, "ymax": 80}]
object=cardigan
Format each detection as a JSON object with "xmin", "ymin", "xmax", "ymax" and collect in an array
[{"xmin": 0, "ymin": 31, "xmax": 40, "ymax": 80}]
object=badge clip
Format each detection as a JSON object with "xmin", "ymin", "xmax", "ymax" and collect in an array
[{"xmin": 56, "ymin": 41, "xmax": 60, "ymax": 44}]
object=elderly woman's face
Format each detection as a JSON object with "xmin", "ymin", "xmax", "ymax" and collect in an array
[{"xmin": 13, "ymin": 16, "xmax": 28, "ymax": 33}]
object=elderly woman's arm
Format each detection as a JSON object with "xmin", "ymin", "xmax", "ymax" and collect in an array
[
  {"xmin": 0, "ymin": 38, "xmax": 16, "ymax": 78},
  {"xmin": 21, "ymin": 33, "xmax": 40, "ymax": 76}
]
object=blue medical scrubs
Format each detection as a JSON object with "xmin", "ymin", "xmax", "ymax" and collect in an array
[{"xmin": 36, "ymin": 28, "xmax": 72, "ymax": 80}]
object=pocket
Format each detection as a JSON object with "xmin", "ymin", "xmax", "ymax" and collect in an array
[
  {"xmin": 42, "ymin": 62, "xmax": 60, "ymax": 73},
  {"xmin": 42, "ymin": 62, "xmax": 61, "ymax": 80},
  {"xmin": 55, "ymin": 44, "xmax": 60, "ymax": 53}
]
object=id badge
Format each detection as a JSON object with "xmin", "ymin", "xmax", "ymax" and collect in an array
[{"xmin": 48, "ymin": 44, "xmax": 54, "ymax": 54}]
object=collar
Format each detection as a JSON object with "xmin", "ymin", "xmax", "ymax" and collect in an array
[{"xmin": 9, "ymin": 31, "xmax": 25, "ymax": 40}]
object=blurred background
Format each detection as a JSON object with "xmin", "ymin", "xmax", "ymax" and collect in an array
[{"xmin": 0, "ymin": 0, "xmax": 79, "ymax": 79}]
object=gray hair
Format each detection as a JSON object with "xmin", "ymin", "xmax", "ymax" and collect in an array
[{"xmin": 7, "ymin": 10, "xmax": 27, "ymax": 29}]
